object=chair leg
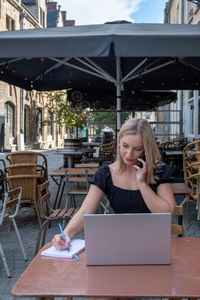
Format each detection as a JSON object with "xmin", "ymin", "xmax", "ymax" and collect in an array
[
  {"xmin": 34, "ymin": 201, "xmax": 42, "ymax": 228},
  {"xmin": 71, "ymin": 195, "xmax": 76, "ymax": 208},
  {"xmin": 0, "ymin": 242, "xmax": 11, "ymax": 278},
  {"xmin": 41, "ymin": 221, "xmax": 49, "ymax": 248},
  {"xmin": 11, "ymin": 218, "xmax": 27, "ymax": 261},
  {"xmin": 35, "ymin": 220, "xmax": 49, "ymax": 256},
  {"xmin": 186, "ymin": 199, "xmax": 191, "ymax": 222}
]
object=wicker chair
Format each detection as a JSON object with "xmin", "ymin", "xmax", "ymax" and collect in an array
[
  {"xmin": 34, "ymin": 180, "xmax": 79, "ymax": 255},
  {"xmin": 6, "ymin": 151, "xmax": 48, "ymax": 181},
  {"xmin": 81, "ymin": 140, "xmax": 116, "ymax": 165},
  {"xmin": 183, "ymin": 140, "xmax": 200, "ymax": 220},
  {"xmin": 7, "ymin": 174, "xmax": 41, "ymax": 226}
]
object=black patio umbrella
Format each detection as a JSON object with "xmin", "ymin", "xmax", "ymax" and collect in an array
[
  {"xmin": 0, "ymin": 22, "xmax": 200, "ymax": 128},
  {"xmin": 67, "ymin": 89, "xmax": 177, "ymax": 111}
]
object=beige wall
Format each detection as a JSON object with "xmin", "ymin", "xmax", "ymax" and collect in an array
[
  {"xmin": 0, "ymin": 0, "xmax": 62, "ymax": 150},
  {"xmin": 167, "ymin": 0, "xmax": 200, "ymax": 24}
]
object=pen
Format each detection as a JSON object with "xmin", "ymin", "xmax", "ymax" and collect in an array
[
  {"xmin": 58, "ymin": 223, "xmax": 69, "ymax": 252},
  {"xmin": 74, "ymin": 254, "xmax": 79, "ymax": 262}
]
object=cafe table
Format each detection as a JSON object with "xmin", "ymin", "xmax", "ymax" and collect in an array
[
  {"xmin": 11, "ymin": 237, "xmax": 200, "ymax": 299},
  {"xmin": 56, "ymin": 148, "xmax": 96, "ymax": 168},
  {"xmin": 49, "ymin": 167, "xmax": 67, "ymax": 209}
]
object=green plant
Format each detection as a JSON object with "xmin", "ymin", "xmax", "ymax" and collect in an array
[{"xmin": 43, "ymin": 90, "xmax": 87, "ymax": 138}]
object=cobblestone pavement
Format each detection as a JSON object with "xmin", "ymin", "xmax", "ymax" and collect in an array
[{"xmin": 0, "ymin": 149, "xmax": 200, "ymax": 300}]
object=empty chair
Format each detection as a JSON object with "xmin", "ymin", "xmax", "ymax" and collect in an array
[
  {"xmin": 0, "ymin": 187, "xmax": 27, "ymax": 277},
  {"xmin": 6, "ymin": 151, "xmax": 48, "ymax": 181},
  {"xmin": 7, "ymin": 174, "xmax": 41, "ymax": 226},
  {"xmin": 171, "ymin": 205, "xmax": 184, "ymax": 237},
  {"xmin": 6, "ymin": 163, "xmax": 37, "ymax": 176},
  {"xmin": 81, "ymin": 140, "xmax": 116, "ymax": 165},
  {"xmin": 35, "ymin": 180, "xmax": 79, "ymax": 255},
  {"xmin": 65, "ymin": 167, "xmax": 97, "ymax": 208},
  {"xmin": 65, "ymin": 167, "xmax": 110, "ymax": 214}
]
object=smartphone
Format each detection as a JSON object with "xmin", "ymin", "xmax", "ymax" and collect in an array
[{"xmin": 137, "ymin": 152, "xmax": 146, "ymax": 168}]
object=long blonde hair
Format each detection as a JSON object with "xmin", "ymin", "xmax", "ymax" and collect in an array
[{"xmin": 115, "ymin": 118, "xmax": 161, "ymax": 184}]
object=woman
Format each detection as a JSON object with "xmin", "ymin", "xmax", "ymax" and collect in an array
[{"xmin": 52, "ymin": 118, "xmax": 175, "ymax": 250}]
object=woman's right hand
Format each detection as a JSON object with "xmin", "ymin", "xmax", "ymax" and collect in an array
[{"xmin": 52, "ymin": 233, "xmax": 71, "ymax": 251}]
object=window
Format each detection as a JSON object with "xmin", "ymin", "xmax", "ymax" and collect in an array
[
  {"xmin": 8, "ymin": 85, "xmax": 12, "ymax": 97},
  {"xmin": 6, "ymin": 15, "xmax": 15, "ymax": 31},
  {"xmin": 5, "ymin": 102, "xmax": 14, "ymax": 137}
]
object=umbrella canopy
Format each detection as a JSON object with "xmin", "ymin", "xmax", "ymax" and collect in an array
[
  {"xmin": 0, "ymin": 23, "xmax": 200, "ymax": 91},
  {"xmin": 0, "ymin": 22, "xmax": 199, "ymax": 128},
  {"xmin": 67, "ymin": 89, "xmax": 177, "ymax": 111}
]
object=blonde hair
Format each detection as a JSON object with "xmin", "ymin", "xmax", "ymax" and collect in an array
[{"xmin": 115, "ymin": 118, "xmax": 161, "ymax": 184}]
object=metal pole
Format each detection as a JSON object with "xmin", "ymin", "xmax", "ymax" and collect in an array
[
  {"xmin": 179, "ymin": 0, "xmax": 184, "ymax": 137},
  {"xmin": 19, "ymin": 12, "xmax": 26, "ymax": 150},
  {"xmin": 116, "ymin": 57, "xmax": 121, "ymax": 135}
]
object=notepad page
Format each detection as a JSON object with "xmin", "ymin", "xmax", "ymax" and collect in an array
[{"xmin": 41, "ymin": 239, "xmax": 85, "ymax": 258}]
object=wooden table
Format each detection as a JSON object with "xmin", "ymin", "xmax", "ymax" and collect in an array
[
  {"xmin": 56, "ymin": 148, "xmax": 96, "ymax": 168},
  {"xmin": 49, "ymin": 166, "xmax": 97, "ymax": 209},
  {"xmin": 49, "ymin": 168, "xmax": 67, "ymax": 209},
  {"xmin": 11, "ymin": 238, "xmax": 200, "ymax": 299}
]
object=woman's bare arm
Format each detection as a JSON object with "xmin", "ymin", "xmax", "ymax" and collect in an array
[
  {"xmin": 52, "ymin": 184, "xmax": 103, "ymax": 250},
  {"xmin": 139, "ymin": 182, "xmax": 175, "ymax": 213}
]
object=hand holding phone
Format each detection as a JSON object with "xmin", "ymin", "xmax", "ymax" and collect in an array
[{"xmin": 137, "ymin": 152, "xmax": 146, "ymax": 168}]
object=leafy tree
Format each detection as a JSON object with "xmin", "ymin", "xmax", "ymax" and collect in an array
[{"xmin": 43, "ymin": 90, "xmax": 87, "ymax": 138}]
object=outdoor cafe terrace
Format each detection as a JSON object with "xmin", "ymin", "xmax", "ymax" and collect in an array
[{"xmin": 0, "ymin": 133, "xmax": 200, "ymax": 299}]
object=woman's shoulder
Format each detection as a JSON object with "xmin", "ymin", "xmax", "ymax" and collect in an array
[{"xmin": 91, "ymin": 163, "xmax": 111, "ymax": 181}]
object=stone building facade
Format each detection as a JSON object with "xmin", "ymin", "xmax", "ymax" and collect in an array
[
  {"xmin": 0, "ymin": 0, "xmax": 75, "ymax": 151},
  {"xmin": 164, "ymin": 0, "xmax": 200, "ymax": 141}
]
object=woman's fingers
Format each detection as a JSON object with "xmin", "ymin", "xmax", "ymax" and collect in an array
[{"xmin": 52, "ymin": 234, "xmax": 71, "ymax": 250}]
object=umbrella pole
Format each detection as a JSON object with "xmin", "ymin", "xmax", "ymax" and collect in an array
[{"xmin": 116, "ymin": 57, "xmax": 121, "ymax": 136}]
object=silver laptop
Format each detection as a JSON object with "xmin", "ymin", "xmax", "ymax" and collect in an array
[{"xmin": 84, "ymin": 213, "xmax": 171, "ymax": 265}]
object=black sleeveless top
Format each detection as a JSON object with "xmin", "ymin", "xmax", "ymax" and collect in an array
[{"xmin": 90, "ymin": 163, "xmax": 173, "ymax": 214}]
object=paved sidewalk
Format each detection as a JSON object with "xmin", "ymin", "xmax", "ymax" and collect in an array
[{"xmin": 0, "ymin": 149, "xmax": 200, "ymax": 300}]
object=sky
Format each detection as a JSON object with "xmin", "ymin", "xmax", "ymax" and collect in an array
[{"xmin": 57, "ymin": 0, "xmax": 168, "ymax": 26}]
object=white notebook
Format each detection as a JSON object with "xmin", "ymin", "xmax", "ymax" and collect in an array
[{"xmin": 41, "ymin": 239, "xmax": 85, "ymax": 258}]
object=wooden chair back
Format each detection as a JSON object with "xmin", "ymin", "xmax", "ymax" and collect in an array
[
  {"xmin": 35, "ymin": 180, "xmax": 79, "ymax": 255},
  {"xmin": 74, "ymin": 162, "xmax": 99, "ymax": 168},
  {"xmin": 65, "ymin": 167, "xmax": 97, "ymax": 208},
  {"xmin": 171, "ymin": 205, "xmax": 183, "ymax": 237}
]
